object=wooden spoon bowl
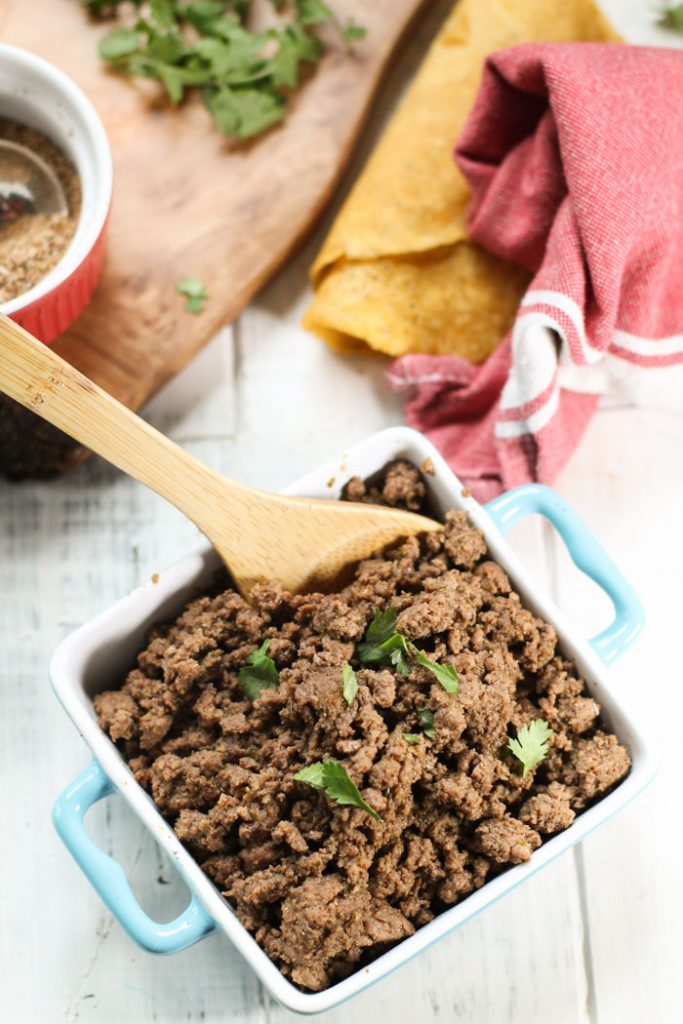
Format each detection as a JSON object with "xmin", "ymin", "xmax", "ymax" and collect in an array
[{"xmin": 0, "ymin": 314, "xmax": 439, "ymax": 596}]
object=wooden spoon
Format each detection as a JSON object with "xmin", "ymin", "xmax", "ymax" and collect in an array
[{"xmin": 0, "ymin": 315, "xmax": 439, "ymax": 596}]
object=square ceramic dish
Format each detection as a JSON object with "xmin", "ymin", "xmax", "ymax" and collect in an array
[{"xmin": 51, "ymin": 427, "xmax": 657, "ymax": 1014}]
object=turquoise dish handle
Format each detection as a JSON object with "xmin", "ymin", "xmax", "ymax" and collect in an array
[
  {"xmin": 53, "ymin": 760, "xmax": 215, "ymax": 954},
  {"xmin": 484, "ymin": 484, "xmax": 645, "ymax": 666}
]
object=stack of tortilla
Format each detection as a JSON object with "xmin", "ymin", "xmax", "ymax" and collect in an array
[{"xmin": 303, "ymin": 0, "xmax": 620, "ymax": 363}]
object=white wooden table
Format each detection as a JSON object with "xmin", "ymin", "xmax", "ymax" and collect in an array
[{"xmin": 0, "ymin": 3, "xmax": 680, "ymax": 1021}]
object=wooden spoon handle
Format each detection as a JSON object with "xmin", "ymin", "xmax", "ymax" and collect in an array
[{"xmin": 0, "ymin": 314, "xmax": 251, "ymax": 529}]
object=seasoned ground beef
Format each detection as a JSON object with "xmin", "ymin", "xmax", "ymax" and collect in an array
[
  {"xmin": 342, "ymin": 460, "xmax": 427, "ymax": 511},
  {"xmin": 95, "ymin": 460, "xmax": 630, "ymax": 991}
]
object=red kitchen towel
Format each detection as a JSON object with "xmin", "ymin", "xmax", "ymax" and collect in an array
[{"xmin": 387, "ymin": 43, "xmax": 683, "ymax": 501}]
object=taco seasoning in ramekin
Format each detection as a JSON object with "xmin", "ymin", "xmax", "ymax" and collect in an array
[{"xmin": 0, "ymin": 44, "xmax": 112, "ymax": 343}]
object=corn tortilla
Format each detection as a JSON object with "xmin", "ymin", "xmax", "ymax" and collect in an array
[{"xmin": 304, "ymin": 0, "xmax": 620, "ymax": 361}]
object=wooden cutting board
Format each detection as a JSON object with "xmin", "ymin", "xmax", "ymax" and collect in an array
[{"xmin": 0, "ymin": 0, "xmax": 429, "ymax": 478}]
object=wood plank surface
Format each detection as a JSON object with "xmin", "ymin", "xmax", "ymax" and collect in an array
[
  {"xmin": 0, "ymin": 0, "xmax": 428, "ymax": 478},
  {"xmin": 550, "ymin": 407, "xmax": 681, "ymax": 1024}
]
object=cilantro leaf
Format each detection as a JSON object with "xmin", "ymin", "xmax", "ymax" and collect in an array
[
  {"xmin": 201, "ymin": 21, "xmax": 267, "ymax": 73},
  {"xmin": 206, "ymin": 86, "xmax": 286, "ymax": 139},
  {"xmin": 358, "ymin": 630, "xmax": 411, "ymax": 675},
  {"xmin": 229, "ymin": 88, "xmax": 286, "ymax": 139},
  {"xmin": 99, "ymin": 28, "xmax": 141, "ymax": 61},
  {"xmin": 411, "ymin": 647, "xmax": 459, "ymax": 693},
  {"xmin": 185, "ymin": 1, "xmax": 226, "ymax": 25},
  {"xmin": 342, "ymin": 662, "xmax": 358, "ymax": 704},
  {"xmin": 416, "ymin": 706, "xmax": 436, "ymax": 738},
  {"xmin": 293, "ymin": 760, "xmax": 326, "ymax": 787},
  {"xmin": 150, "ymin": 0, "xmax": 176, "ymax": 28},
  {"xmin": 155, "ymin": 62, "xmax": 188, "ymax": 104},
  {"xmin": 268, "ymin": 24, "xmax": 322, "ymax": 88},
  {"xmin": 294, "ymin": 0, "xmax": 333, "ymax": 24},
  {"xmin": 660, "ymin": 4, "xmax": 683, "ymax": 33},
  {"xmin": 203, "ymin": 87, "xmax": 240, "ymax": 136},
  {"xmin": 193, "ymin": 35, "xmax": 263, "ymax": 80},
  {"xmin": 142, "ymin": 26, "xmax": 187, "ymax": 67},
  {"xmin": 294, "ymin": 0, "xmax": 363, "ymax": 47},
  {"xmin": 343, "ymin": 20, "xmax": 366, "ymax": 43},
  {"xmin": 402, "ymin": 733, "xmax": 421, "ymax": 744},
  {"xmin": 268, "ymin": 32, "xmax": 301, "ymax": 89},
  {"xmin": 294, "ymin": 759, "xmax": 381, "ymax": 820},
  {"xmin": 238, "ymin": 639, "xmax": 279, "ymax": 700},
  {"xmin": 176, "ymin": 275, "xmax": 209, "ymax": 313},
  {"xmin": 357, "ymin": 608, "xmax": 411, "ymax": 675},
  {"xmin": 83, "ymin": 0, "xmax": 365, "ymax": 144},
  {"xmin": 507, "ymin": 719, "xmax": 553, "ymax": 778},
  {"xmin": 364, "ymin": 606, "xmax": 398, "ymax": 646},
  {"xmin": 357, "ymin": 607, "xmax": 458, "ymax": 690},
  {"xmin": 385, "ymin": 634, "xmax": 412, "ymax": 676}
]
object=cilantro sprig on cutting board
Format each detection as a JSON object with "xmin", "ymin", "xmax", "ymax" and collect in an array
[
  {"xmin": 176, "ymin": 275, "xmax": 209, "ymax": 312},
  {"xmin": 81, "ymin": 0, "xmax": 365, "ymax": 142}
]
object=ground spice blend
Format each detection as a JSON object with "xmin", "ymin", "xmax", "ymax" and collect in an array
[{"xmin": 0, "ymin": 118, "xmax": 81, "ymax": 304}]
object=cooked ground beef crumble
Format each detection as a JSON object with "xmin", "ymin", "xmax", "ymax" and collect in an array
[{"xmin": 95, "ymin": 460, "xmax": 630, "ymax": 992}]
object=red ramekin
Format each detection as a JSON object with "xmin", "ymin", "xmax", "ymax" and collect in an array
[{"xmin": 0, "ymin": 44, "xmax": 113, "ymax": 344}]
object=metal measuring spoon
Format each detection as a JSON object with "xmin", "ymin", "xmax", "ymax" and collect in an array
[{"xmin": 0, "ymin": 139, "xmax": 68, "ymax": 224}]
